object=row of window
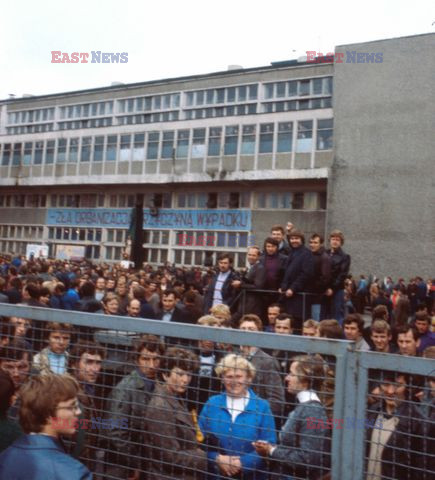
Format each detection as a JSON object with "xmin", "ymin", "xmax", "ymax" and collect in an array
[
  {"xmin": 0, "ymin": 225, "xmax": 43, "ymax": 239},
  {"xmin": 0, "ymin": 119, "xmax": 333, "ymax": 166},
  {"xmin": 264, "ymin": 78, "xmax": 332, "ymax": 99},
  {"xmin": 6, "ymin": 124, "xmax": 54, "ymax": 135},
  {"xmin": 47, "ymin": 227, "xmax": 102, "ymax": 242},
  {"xmin": 4, "ymin": 77, "xmax": 332, "ymax": 132},
  {"xmin": 0, "ymin": 191, "xmax": 326, "ymax": 211}
]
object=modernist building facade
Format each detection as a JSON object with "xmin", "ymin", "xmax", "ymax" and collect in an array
[{"xmin": 0, "ymin": 33, "xmax": 433, "ymax": 277}]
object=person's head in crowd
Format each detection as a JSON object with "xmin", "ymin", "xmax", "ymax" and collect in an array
[
  {"xmin": 53, "ymin": 282, "xmax": 66, "ymax": 297},
  {"xmin": 95, "ymin": 277, "xmax": 106, "ymax": 292},
  {"xmin": 267, "ymin": 303, "xmax": 281, "ymax": 328},
  {"xmin": 263, "ymin": 237, "xmax": 279, "ymax": 256},
  {"xmin": 23, "ymin": 283, "xmax": 41, "ymax": 303},
  {"xmin": 0, "ymin": 370, "xmax": 16, "ymax": 417},
  {"xmin": 414, "ymin": 312, "xmax": 431, "ymax": 336},
  {"xmin": 9, "ymin": 316, "xmax": 31, "ymax": 339},
  {"xmin": 128, "ymin": 280, "xmax": 141, "ymax": 299},
  {"xmin": 116, "ymin": 282, "xmax": 128, "ymax": 298},
  {"xmin": 286, "ymin": 354, "xmax": 324, "ymax": 395},
  {"xmin": 209, "ymin": 304, "xmax": 231, "ymax": 327},
  {"xmin": 309, "ymin": 234, "xmax": 324, "ymax": 253},
  {"xmin": 161, "ymin": 289, "xmax": 178, "ymax": 312},
  {"xmin": 423, "ymin": 347, "xmax": 435, "ymax": 398},
  {"xmin": 274, "ymin": 313, "xmax": 293, "ymax": 335},
  {"xmin": 45, "ymin": 322, "xmax": 73, "ymax": 355},
  {"xmin": 0, "ymin": 277, "xmax": 6, "ymax": 293},
  {"xmin": 215, "ymin": 354, "xmax": 256, "ymax": 398},
  {"xmin": 183, "ymin": 290, "xmax": 197, "ymax": 307},
  {"xmin": 329, "ymin": 229, "xmax": 345, "ymax": 251},
  {"xmin": 197, "ymin": 315, "xmax": 220, "ymax": 353},
  {"xmin": 102, "ymin": 292, "xmax": 120, "ymax": 315},
  {"xmin": 69, "ymin": 341, "xmax": 105, "ymax": 385},
  {"xmin": 343, "ymin": 314, "xmax": 364, "ymax": 342},
  {"xmin": 288, "ymin": 229, "xmax": 305, "ymax": 248},
  {"xmin": 270, "ymin": 225, "xmax": 285, "ymax": 244},
  {"xmin": 318, "ymin": 319, "xmax": 343, "ymax": 339},
  {"xmin": 39, "ymin": 287, "xmax": 51, "ymax": 305},
  {"xmin": 19, "ymin": 374, "xmax": 81, "ymax": 437},
  {"xmin": 396, "ymin": 324, "xmax": 418, "ymax": 356},
  {"xmin": 378, "ymin": 371, "xmax": 409, "ymax": 415},
  {"xmin": 303, "ymin": 319, "xmax": 319, "ymax": 337},
  {"xmin": 126, "ymin": 298, "xmax": 141, "ymax": 317},
  {"xmin": 217, "ymin": 253, "xmax": 233, "ymax": 273},
  {"xmin": 239, "ymin": 314, "xmax": 263, "ymax": 332},
  {"xmin": 106, "ymin": 277, "xmax": 116, "ymax": 291},
  {"xmin": 79, "ymin": 280, "xmax": 96, "ymax": 298},
  {"xmin": 372, "ymin": 305, "xmax": 389, "ymax": 323},
  {"xmin": 415, "ymin": 303, "xmax": 428, "ymax": 317},
  {"xmin": 134, "ymin": 335, "xmax": 164, "ymax": 380},
  {"xmin": 117, "ymin": 275, "xmax": 128, "ymax": 287},
  {"xmin": 0, "ymin": 340, "xmax": 32, "ymax": 387},
  {"xmin": 246, "ymin": 246, "xmax": 261, "ymax": 265},
  {"xmin": 132, "ymin": 285, "xmax": 146, "ymax": 302},
  {"xmin": 160, "ymin": 347, "xmax": 198, "ymax": 396},
  {"xmin": 370, "ymin": 320, "xmax": 392, "ymax": 353}
]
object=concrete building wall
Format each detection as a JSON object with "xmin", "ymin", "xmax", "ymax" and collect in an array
[{"xmin": 329, "ymin": 33, "xmax": 435, "ymax": 278}]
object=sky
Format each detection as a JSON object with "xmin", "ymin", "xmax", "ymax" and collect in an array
[{"xmin": 0, "ymin": 0, "xmax": 433, "ymax": 100}]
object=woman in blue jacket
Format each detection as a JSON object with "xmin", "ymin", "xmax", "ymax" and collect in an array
[{"xmin": 199, "ymin": 353, "xmax": 276, "ymax": 479}]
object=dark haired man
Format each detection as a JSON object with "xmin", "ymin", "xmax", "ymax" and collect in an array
[
  {"xmin": 343, "ymin": 314, "xmax": 370, "ymax": 352},
  {"xmin": 307, "ymin": 233, "xmax": 331, "ymax": 321},
  {"xmin": 107, "ymin": 335, "xmax": 165, "ymax": 479},
  {"xmin": 203, "ymin": 254, "xmax": 239, "ymax": 314}
]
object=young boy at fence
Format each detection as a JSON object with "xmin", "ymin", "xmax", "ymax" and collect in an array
[
  {"xmin": 0, "ymin": 374, "xmax": 92, "ymax": 479},
  {"xmin": 66, "ymin": 340, "xmax": 106, "ymax": 474},
  {"xmin": 32, "ymin": 322, "xmax": 73, "ymax": 375}
]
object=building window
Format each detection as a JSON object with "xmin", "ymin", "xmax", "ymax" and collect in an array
[
  {"xmin": 241, "ymin": 125, "xmax": 256, "ymax": 155},
  {"xmin": 45, "ymin": 141, "xmax": 55, "ymax": 164},
  {"xmin": 161, "ymin": 131, "xmax": 174, "ymax": 159},
  {"xmin": 192, "ymin": 128, "xmax": 206, "ymax": 158},
  {"xmin": 57, "ymin": 139, "xmax": 67, "ymax": 163},
  {"xmin": 120, "ymin": 135, "xmax": 131, "ymax": 161},
  {"xmin": 69, "ymin": 138, "xmax": 79, "ymax": 162},
  {"xmin": 296, "ymin": 120, "xmax": 313, "ymax": 153},
  {"xmin": 224, "ymin": 126, "xmax": 238, "ymax": 155},
  {"xmin": 277, "ymin": 122, "xmax": 293, "ymax": 153},
  {"xmin": 80, "ymin": 137, "xmax": 92, "ymax": 162},
  {"xmin": 1, "ymin": 144, "xmax": 11, "ymax": 166},
  {"xmin": 317, "ymin": 119, "xmax": 333, "ymax": 150},
  {"xmin": 208, "ymin": 127, "xmax": 221, "ymax": 156},
  {"xmin": 12, "ymin": 143, "xmax": 22, "ymax": 166},
  {"xmin": 292, "ymin": 192, "xmax": 304, "ymax": 209},
  {"xmin": 259, "ymin": 123, "xmax": 274, "ymax": 154},
  {"xmin": 133, "ymin": 134, "xmax": 145, "ymax": 161},
  {"xmin": 34, "ymin": 141, "xmax": 44, "ymax": 164},
  {"xmin": 147, "ymin": 132, "xmax": 159, "ymax": 160},
  {"xmin": 93, "ymin": 136, "xmax": 104, "ymax": 161},
  {"xmin": 176, "ymin": 130, "xmax": 190, "ymax": 158},
  {"xmin": 106, "ymin": 135, "xmax": 117, "ymax": 161}
]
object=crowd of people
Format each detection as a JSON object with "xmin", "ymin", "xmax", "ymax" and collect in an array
[{"xmin": 0, "ymin": 223, "xmax": 434, "ymax": 479}]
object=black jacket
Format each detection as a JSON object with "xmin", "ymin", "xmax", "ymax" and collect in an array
[
  {"xmin": 281, "ymin": 246, "xmax": 314, "ymax": 293},
  {"xmin": 309, "ymin": 247, "xmax": 332, "ymax": 295},
  {"xmin": 327, "ymin": 247, "xmax": 350, "ymax": 291}
]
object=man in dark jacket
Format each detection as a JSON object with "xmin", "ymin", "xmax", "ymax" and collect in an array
[
  {"xmin": 324, "ymin": 230, "xmax": 351, "ymax": 325},
  {"xmin": 307, "ymin": 233, "xmax": 331, "ymax": 321},
  {"xmin": 233, "ymin": 246, "xmax": 267, "ymax": 321},
  {"xmin": 365, "ymin": 371, "xmax": 427, "ymax": 479},
  {"xmin": 280, "ymin": 229, "xmax": 314, "ymax": 333},
  {"xmin": 203, "ymin": 253, "xmax": 239, "ymax": 314}
]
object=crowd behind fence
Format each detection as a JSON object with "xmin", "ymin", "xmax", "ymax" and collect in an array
[{"xmin": 0, "ymin": 304, "xmax": 434, "ymax": 480}]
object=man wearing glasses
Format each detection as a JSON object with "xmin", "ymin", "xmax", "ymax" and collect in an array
[{"xmin": 0, "ymin": 374, "xmax": 92, "ymax": 479}]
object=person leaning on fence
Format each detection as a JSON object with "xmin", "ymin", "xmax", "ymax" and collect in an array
[
  {"xmin": 199, "ymin": 353, "xmax": 276, "ymax": 480},
  {"xmin": 144, "ymin": 346, "xmax": 207, "ymax": 480},
  {"xmin": 0, "ymin": 374, "xmax": 92, "ymax": 480},
  {"xmin": 106, "ymin": 334, "xmax": 164, "ymax": 480},
  {"xmin": 253, "ymin": 354, "xmax": 330, "ymax": 480},
  {"xmin": 365, "ymin": 370, "xmax": 428, "ymax": 480}
]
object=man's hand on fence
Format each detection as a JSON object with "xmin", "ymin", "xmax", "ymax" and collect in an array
[
  {"xmin": 285, "ymin": 289, "xmax": 294, "ymax": 297},
  {"xmin": 216, "ymin": 454, "xmax": 242, "ymax": 476}
]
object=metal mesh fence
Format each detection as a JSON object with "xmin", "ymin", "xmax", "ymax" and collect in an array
[{"xmin": 0, "ymin": 304, "xmax": 434, "ymax": 480}]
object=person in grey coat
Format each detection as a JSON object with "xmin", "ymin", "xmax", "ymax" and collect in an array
[
  {"xmin": 254, "ymin": 354, "xmax": 330, "ymax": 479},
  {"xmin": 239, "ymin": 314, "xmax": 285, "ymax": 421},
  {"xmin": 106, "ymin": 335, "xmax": 165, "ymax": 479},
  {"xmin": 145, "ymin": 347, "xmax": 207, "ymax": 480}
]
